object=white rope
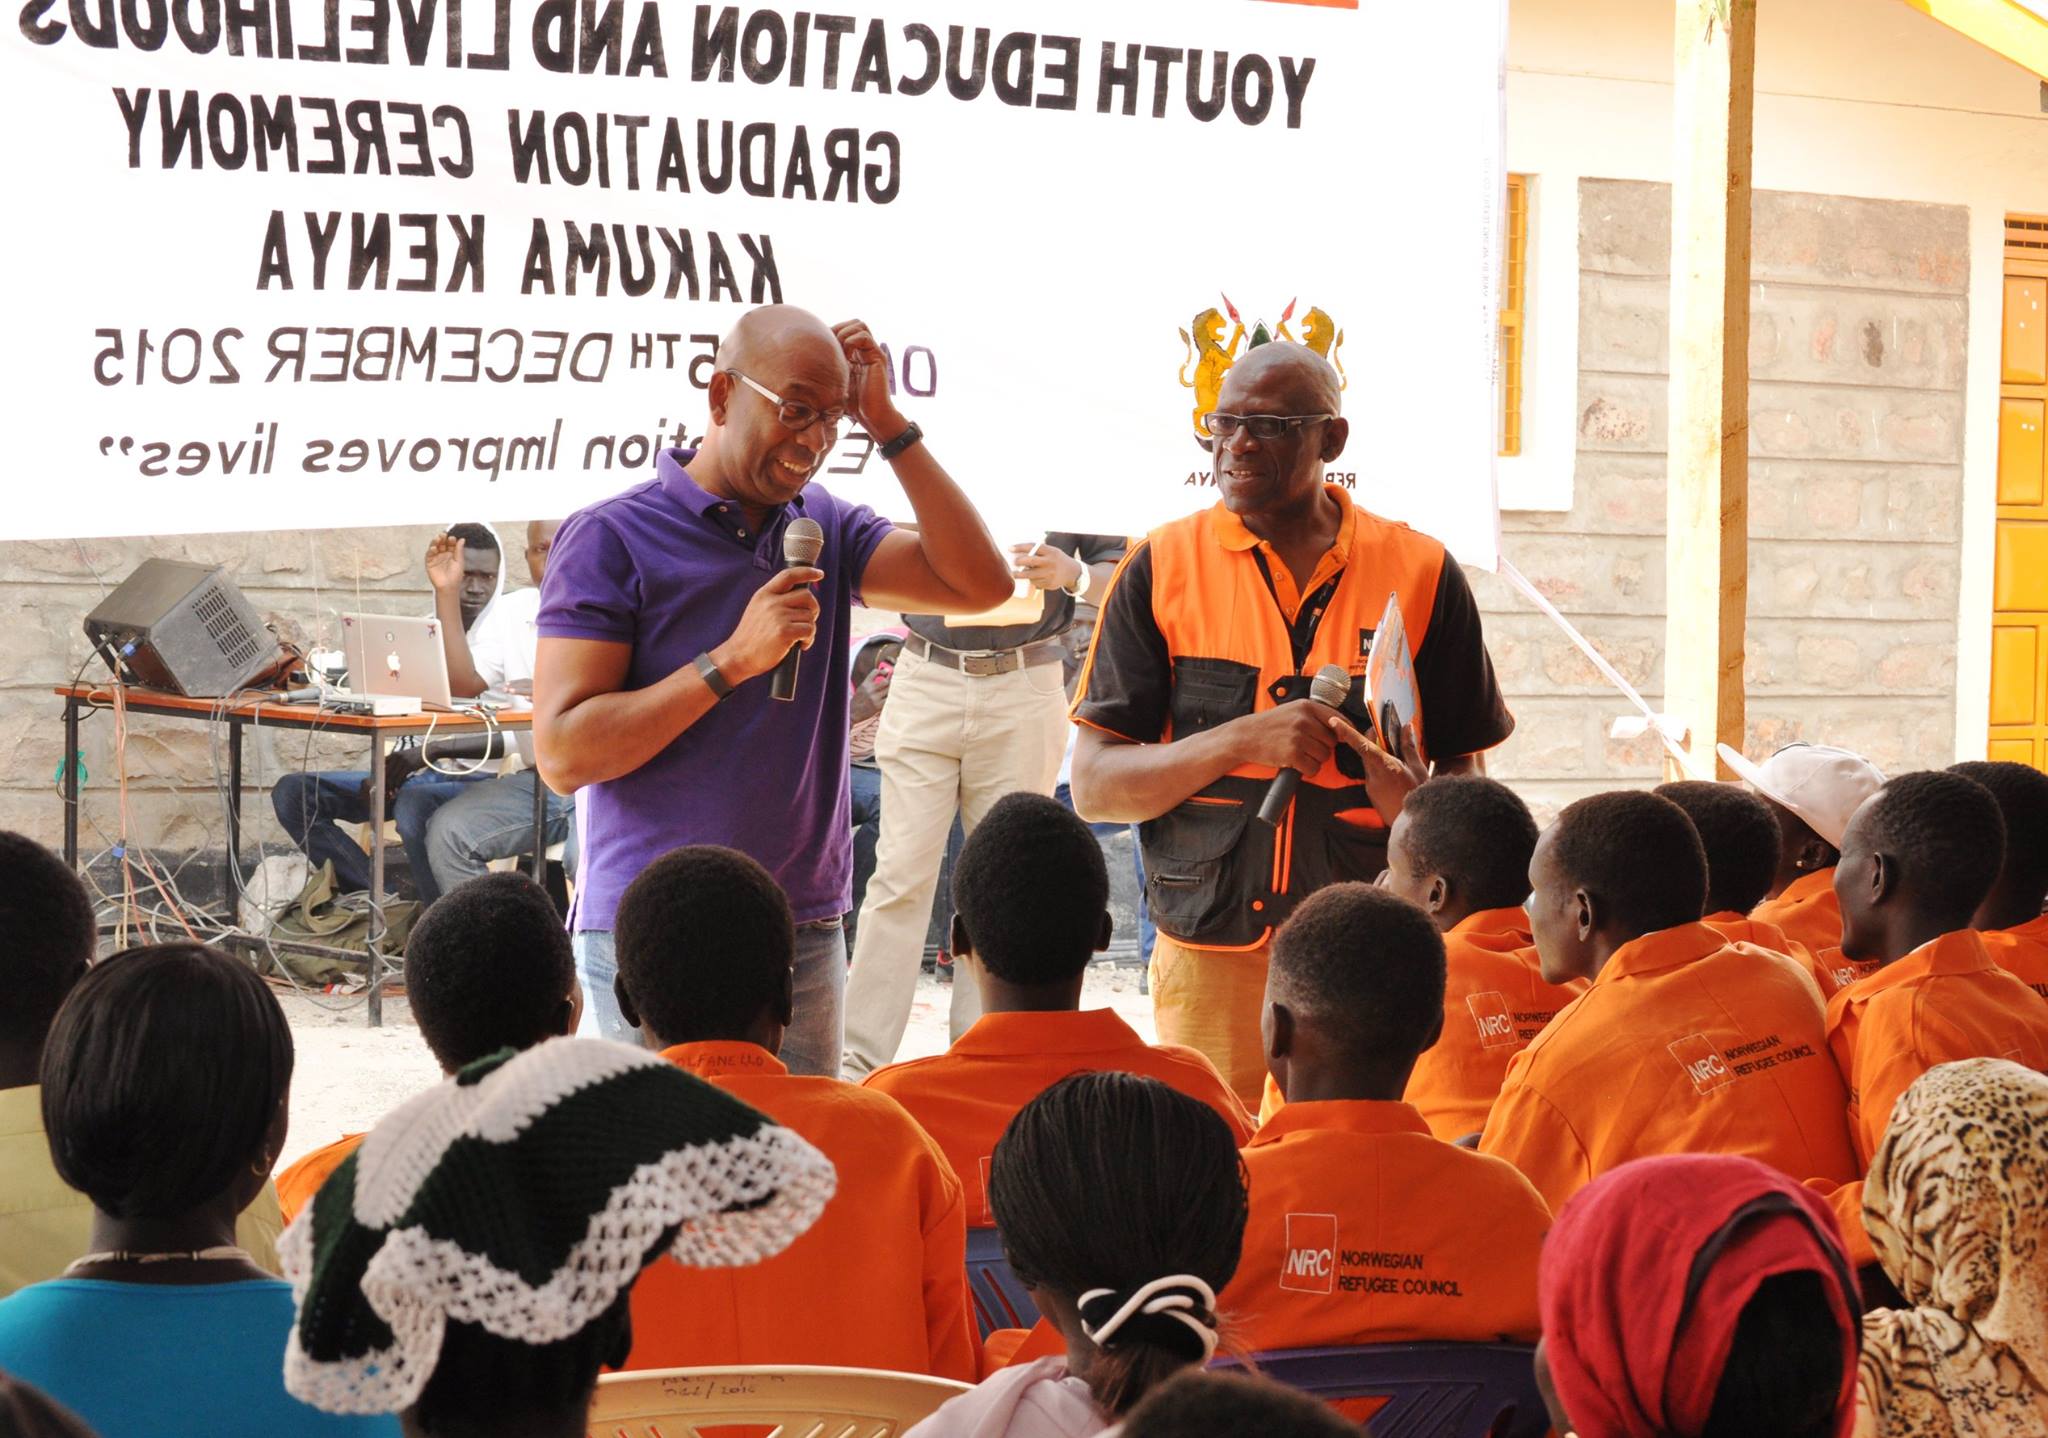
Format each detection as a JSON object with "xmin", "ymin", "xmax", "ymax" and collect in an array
[
  {"xmin": 1078, "ymin": 1275, "xmax": 1219, "ymax": 1361},
  {"xmin": 1495, "ymin": 556, "xmax": 1711, "ymax": 781}
]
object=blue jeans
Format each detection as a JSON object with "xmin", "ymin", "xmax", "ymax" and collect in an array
[
  {"xmin": 574, "ymin": 917, "xmax": 848, "ymax": 1076},
  {"xmin": 271, "ymin": 768, "xmax": 488, "ymax": 905},
  {"xmin": 422, "ymin": 771, "xmax": 576, "ymax": 899},
  {"xmin": 1056, "ymin": 780, "xmax": 1153, "ymax": 962},
  {"xmin": 848, "ymin": 762, "xmax": 883, "ymax": 951}
]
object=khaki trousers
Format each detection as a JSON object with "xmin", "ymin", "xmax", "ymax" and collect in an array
[
  {"xmin": 840, "ymin": 644, "xmax": 1069, "ymax": 1077},
  {"xmin": 1150, "ymin": 934, "xmax": 1273, "ymax": 1110}
]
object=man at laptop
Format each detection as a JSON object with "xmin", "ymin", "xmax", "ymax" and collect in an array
[{"xmin": 271, "ymin": 522, "xmax": 574, "ymax": 909}]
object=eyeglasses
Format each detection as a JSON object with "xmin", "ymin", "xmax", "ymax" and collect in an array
[
  {"xmin": 726, "ymin": 370, "xmax": 846, "ymax": 434},
  {"xmin": 1200, "ymin": 412, "xmax": 1335, "ymax": 440}
]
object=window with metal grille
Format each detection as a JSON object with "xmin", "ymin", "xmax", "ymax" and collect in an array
[
  {"xmin": 1499, "ymin": 174, "xmax": 1529, "ymax": 457},
  {"xmin": 2010, "ymin": 214, "xmax": 2048, "ymax": 258}
]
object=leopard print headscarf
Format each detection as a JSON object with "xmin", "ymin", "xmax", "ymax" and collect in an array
[{"xmin": 1859, "ymin": 1058, "xmax": 2048, "ymax": 1438}]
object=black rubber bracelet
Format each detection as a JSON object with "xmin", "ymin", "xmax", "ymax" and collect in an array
[
  {"xmin": 878, "ymin": 421, "xmax": 924, "ymax": 461},
  {"xmin": 693, "ymin": 652, "xmax": 734, "ymax": 700}
]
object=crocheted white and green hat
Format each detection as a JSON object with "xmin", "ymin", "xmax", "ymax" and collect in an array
[{"xmin": 281, "ymin": 1038, "xmax": 837, "ymax": 1416}]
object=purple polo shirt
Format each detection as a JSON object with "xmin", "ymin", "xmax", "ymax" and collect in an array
[{"xmin": 538, "ymin": 448, "xmax": 894, "ymax": 930}]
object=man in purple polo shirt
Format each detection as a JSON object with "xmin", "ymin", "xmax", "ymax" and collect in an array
[{"xmin": 533, "ymin": 305, "xmax": 1011, "ymax": 1073}]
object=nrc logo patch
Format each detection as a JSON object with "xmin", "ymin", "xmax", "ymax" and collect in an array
[
  {"xmin": 1280, "ymin": 1213, "xmax": 1338, "ymax": 1294},
  {"xmin": 1668, "ymin": 1032, "xmax": 1735, "ymax": 1095},
  {"xmin": 1466, "ymin": 991, "xmax": 1517, "ymax": 1049}
]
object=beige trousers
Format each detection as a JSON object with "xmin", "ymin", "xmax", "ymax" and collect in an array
[
  {"xmin": 1150, "ymin": 934, "xmax": 1274, "ymax": 1111},
  {"xmin": 839, "ymin": 644, "xmax": 1069, "ymax": 1077}
]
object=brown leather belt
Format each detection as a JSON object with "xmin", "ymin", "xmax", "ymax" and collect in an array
[{"xmin": 904, "ymin": 631, "xmax": 1067, "ymax": 677}]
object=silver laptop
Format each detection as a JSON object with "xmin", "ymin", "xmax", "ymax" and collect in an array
[{"xmin": 340, "ymin": 613, "xmax": 455, "ymax": 710}]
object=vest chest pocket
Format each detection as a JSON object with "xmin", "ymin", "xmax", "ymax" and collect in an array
[
  {"xmin": 1140, "ymin": 790, "xmax": 1259, "ymax": 943},
  {"xmin": 1168, "ymin": 657, "xmax": 1261, "ymax": 737}
]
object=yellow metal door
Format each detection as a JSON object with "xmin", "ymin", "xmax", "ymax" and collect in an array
[{"xmin": 1992, "ymin": 219, "xmax": 2048, "ymax": 767}]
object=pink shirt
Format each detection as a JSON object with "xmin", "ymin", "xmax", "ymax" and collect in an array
[{"xmin": 907, "ymin": 1358, "xmax": 1108, "ymax": 1438}]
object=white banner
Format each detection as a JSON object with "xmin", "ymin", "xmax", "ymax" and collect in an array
[{"xmin": 4, "ymin": 0, "xmax": 1504, "ymax": 566}]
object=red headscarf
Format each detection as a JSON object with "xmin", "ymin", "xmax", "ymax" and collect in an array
[{"xmin": 1537, "ymin": 1154, "xmax": 1861, "ymax": 1438}]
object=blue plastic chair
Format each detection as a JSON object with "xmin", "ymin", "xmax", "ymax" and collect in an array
[
  {"xmin": 1212, "ymin": 1343, "xmax": 1545, "ymax": 1438},
  {"xmin": 964, "ymin": 1227, "xmax": 1041, "ymax": 1339}
]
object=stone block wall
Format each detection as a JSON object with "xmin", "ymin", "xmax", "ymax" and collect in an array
[{"xmin": 1475, "ymin": 179, "xmax": 1967, "ymax": 819}]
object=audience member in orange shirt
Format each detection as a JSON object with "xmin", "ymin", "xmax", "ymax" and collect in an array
[
  {"xmin": 611, "ymin": 845, "xmax": 977, "ymax": 1381},
  {"xmin": 273, "ymin": 873, "xmax": 580, "ymax": 1222},
  {"xmin": 1378, "ymin": 776, "xmax": 1584, "ymax": 1142},
  {"xmin": 1815, "ymin": 770, "xmax": 2048, "ymax": 1264},
  {"xmin": 1655, "ymin": 781, "xmax": 1820, "ymax": 975},
  {"xmin": 1479, "ymin": 791, "xmax": 1859, "ymax": 1212},
  {"xmin": 1721, "ymin": 742, "xmax": 1884, "ymax": 958},
  {"xmin": 1950, "ymin": 759, "xmax": 2048, "ymax": 1000},
  {"xmin": 864, "ymin": 794, "xmax": 1249, "ymax": 1224},
  {"xmin": 907, "ymin": 1073, "xmax": 1247, "ymax": 1438},
  {"xmin": 1220, "ymin": 884, "xmax": 1550, "ymax": 1351}
]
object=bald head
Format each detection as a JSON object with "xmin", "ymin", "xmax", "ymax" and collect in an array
[
  {"xmin": 1217, "ymin": 341, "xmax": 1342, "ymax": 416},
  {"xmin": 719, "ymin": 304, "xmax": 846, "ymax": 380},
  {"xmin": 698, "ymin": 304, "xmax": 852, "ymax": 515}
]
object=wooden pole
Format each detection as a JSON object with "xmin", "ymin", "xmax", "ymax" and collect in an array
[{"xmin": 1665, "ymin": 0, "xmax": 1754, "ymax": 779}]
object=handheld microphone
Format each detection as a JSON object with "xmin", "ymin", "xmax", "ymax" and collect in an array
[
  {"xmin": 1257, "ymin": 663, "xmax": 1353, "ymax": 826},
  {"xmin": 770, "ymin": 517, "xmax": 825, "ymax": 702}
]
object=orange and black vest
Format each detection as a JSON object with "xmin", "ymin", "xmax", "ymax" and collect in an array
[{"xmin": 1136, "ymin": 491, "xmax": 1450, "ymax": 950}]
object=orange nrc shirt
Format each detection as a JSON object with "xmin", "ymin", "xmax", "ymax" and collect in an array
[
  {"xmin": 1825, "ymin": 929, "xmax": 2048, "ymax": 1169},
  {"xmin": 1703, "ymin": 912, "xmax": 1873, "ymax": 1000},
  {"xmin": 1220, "ymin": 1100, "xmax": 1548, "ymax": 1351},
  {"xmin": 1814, "ymin": 929, "xmax": 2048, "ymax": 1265},
  {"xmin": 1477, "ymin": 922, "xmax": 1859, "ymax": 1213},
  {"xmin": 275, "ymin": 1133, "xmax": 365, "ymax": 1225},
  {"xmin": 625, "ymin": 1041, "xmax": 978, "ymax": 1381},
  {"xmin": 1751, "ymin": 868, "xmax": 1845, "ymax": 958},
  {"xmin": 1807, "ymin": 947, "xmax": 1884, "ymax": 1002},
  {"xmin": 861, "ymin": 1008, "xmax": 1252, "ymax": 1226},
  {"xmin": 1982, "ymin": 914, "xmax": 2048, "ymax": 1001},
  {"xmin": 1402, "ymin": 908, "xmax": 1587, "ymax": 1143}
]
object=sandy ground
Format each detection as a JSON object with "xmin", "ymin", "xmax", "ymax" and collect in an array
[{"xmin": 278, "ymin": 963, "xmax": 1157, "ymax": 1167}]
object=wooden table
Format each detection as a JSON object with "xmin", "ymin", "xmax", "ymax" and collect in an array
[{"xmin": 56, "ymin": 683, "xmax": 541, "ymax": 1026}]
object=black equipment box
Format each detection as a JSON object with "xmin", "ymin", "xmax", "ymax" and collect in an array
[{"xmin": 83, "ymin": 559, "xmax": 281, "ymax": 697}]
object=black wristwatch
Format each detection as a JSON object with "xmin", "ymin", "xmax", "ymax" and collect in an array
[
  {"xmin": 694, "ymin": 652, "xmax": 734, "ymax": 701},
  {"xmin": 878, "ymin": 421, "xmax": 924, "ymax": 461}
]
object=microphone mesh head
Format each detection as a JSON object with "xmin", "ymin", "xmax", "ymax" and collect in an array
[
  {"xmin": 1309, "ymin": 663, "xmax": 1352, "ymax": 707},
  {"xmin": 783, "ymin": 517, "xmax": 825, "ymax": 566}
]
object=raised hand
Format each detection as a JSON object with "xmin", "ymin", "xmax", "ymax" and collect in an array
[
  {"xmin": 831, "ymin": 318, "xmax": 907, "ymax": 441},
  {"xmin": 425, "ymin": 533, "xmax": 465, "ymax": 595}
]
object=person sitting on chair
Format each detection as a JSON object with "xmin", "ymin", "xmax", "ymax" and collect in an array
[
  {"xmin": 272, "ymin": 871, "xmax": 581, "ymax": 1222},
  {"xmin": 1220, "ymin": 883, "xmax": 1552, "ymax": 1352},
  {"xmin": 1478, "ymin": 791, "xmax": 1859, "ymax": 1212},
  {"xmin": 906, "ymin": 1072, "xmax": 1248, "ymax": 1438},
  {"xmin": 1377, "ymin": 776, "xmax": 1586, "ymax": 1142},
  {"xmin": 1812, "ymin": 769, "xmax": 2048, "ymax": 1265},
  {"xmin": 612, "ymin": 844, "xmax": 977, "ymax": 1380},
  {"xmin": 0, "ymin": 943, "xmax": 393, "ymax": 1438},
  {"xmin": 1948, "ymin": 759, "xmax": 2048, "ymax": 999},
  {"xmin": 1654, "ymin": 781, "xmax": 1816, "ymax": 967},
  {"xmin": 862, "ymin": 792, "xmax": 1249, "ymax": 1225},
  {"xmin": 271, "ymin": 522, "xmax": 574, "ymax": 910},
  {"xmin": 1535, "ymin": 1153, "xmax": 1860, "ymax": 1438},
  {"xmin": 0, "ymin": 834, "xmax": 285, "ymax": 1296},
  {"xmin": 1722, "ymin": 743, "xmax": 1885, "ymax": 973},
  {"xmin": 281, "ymin": 1038, "xmax": 835, "ymax": 1438}
]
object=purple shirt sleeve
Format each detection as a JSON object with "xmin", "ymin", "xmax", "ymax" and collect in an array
[
  {"xmin": 842, "ymin": 500, "xmax": 897, "ymax": 607},
  {"xmin": 537, "ymin": 510, "xmax": 640, "ymax": 644}
]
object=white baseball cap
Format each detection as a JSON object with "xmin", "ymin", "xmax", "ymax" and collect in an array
[{"xmin": 1715, "ymin": 742, "xmax": 1887, "ymax": 851}]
